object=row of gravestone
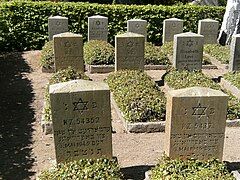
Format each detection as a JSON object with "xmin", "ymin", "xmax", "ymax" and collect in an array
[
  {"xmin": 50, "ymin": 80, "xmax": 228, "ymax": 164},
  {"xmin": 48, "ymin": 15, "xmax": 219, "ymax": 44},
  {"xmin": 53, "ymin": 31, "xmax": 240, "ymax": 72}
]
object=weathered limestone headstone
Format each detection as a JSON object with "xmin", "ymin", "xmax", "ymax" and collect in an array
[
  {"xmin": 173, "ymin": 32, "xmax": 204, "ymax": 71},
  {"xmin": 198, "ymin": 19, "xmax": 219, "ymax": 44},
  {"xmin": 115, "ymin": 32, "xmax": 145, "ymax": 71},
  {"xmin": 53, "ymin": 32, "xmax": 84, "ymax": 72},
  {"xmin": 50, "ymin": 80, "xmax": 112, "ymax": 163},
  {"xmin": 162, "ymin": 18, "xmax": 183, "ymax": 44},
  {"xmin": 48, "ymin": 16, "xmax": 68, "ymax": 41},
  {"xmin": 88, "ymin": 15, "xmax": 108, "ymax": 41},
  {"xmin": 191, "ymin": 0, "xmax": 219, "ymax": 6},
  {"xmin": 165, "ymin": 87, "xmax": 228, "ymax": 161},
  {"xmin": 229, "ymin": 34, "xmax": 240, "ymax": 71},
  {"xmin": 127, "ymin": 19, "xmax": 148, "ymax": 41}
]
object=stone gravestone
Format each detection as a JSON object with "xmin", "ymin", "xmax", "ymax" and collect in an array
[
  {"xmin": 165, "ymin": 87, "xmax": 228, "ymax": 160},
  {"xmin": 48, "ymin": 16, "xmax": 68, "ymax": 41},
  {"xmin": 173, "ymin": 32, "xmax": 204, "ymax": 71},
  {"xmin": 88, "ymin": 15, "xmax": 108, "ymax": 41},
  {"xmin": 127, "ymin": 19, "xmax": 148, "ymax": 41},
  {"xmin": 53, "ymin": 32, "xmax": 84, "ymax": 72},
  {"xmin": 229, "ymin": 34, "xmax": 240, "ymax": 71},
  {"xmin": 49, "ymin": 79, "xmax": 112, "ymax": 163},
  {"xmin": 162, "ymin": 18, "xmax": 183, "ymax": 44},
  {"xmin": 198, "ymin": 19, "xmax": 219, "ymax": 44},
  {"xmin": 115, "ymin": 32, "xmax": 145, "ymax": 71}
]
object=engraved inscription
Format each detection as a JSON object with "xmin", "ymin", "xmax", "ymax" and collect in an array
[
  {"xmin": 73, "ymin": 98, "xmax": 89, "ymax": 113},
  {"xmin": 192, "ymin": 103, "xmax": 207, "ymax": 118}
]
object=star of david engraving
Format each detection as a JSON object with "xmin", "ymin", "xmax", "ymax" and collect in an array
[
  {"xmin": 73, "ymin": 98, "xmax": 88, "ymax": 113},
  {"xmin": 135, "ymin": 23, "xmax": 140, "ymax": 28},
  {"xmin": 186, "ymin": 39, "xmax": 194, "ymax": 47},
  {"xmin": 192, "ymin": 103, "xmax": 207, "ymax": 118}
]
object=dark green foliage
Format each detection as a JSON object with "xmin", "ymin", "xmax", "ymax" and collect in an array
[
  {"xmin": 224, "ymin": 71, "xmax": 240, "ymax": 89},
  {"xmin": 0, "ymin": 1, "xmax": 225, "ymax": 51},
  {"xmin": 44, "ymin": 67, "xmax": 90, "ymax": 122},
  {"xmin": 144, "ymin": 42, "xmax": 170, "ymax": 65},
  {"xmin": 38, "ymin": 158, "xmax": 123, "ymax": 180},
  {"xmin": 84, "ymin": 40, "xmax": 115, "ymax": 65},
  {"xmin": 164, "ymin": 70, "xmax": 240, "ymax": 120},
  {"xmin": 106, "ymin": 70, "xmax": 166, "ymax": 123},
  {"xmin": 40, "ymin": 40, "xmax": 54, "ymax": 69},
  {"xmin": 204, "ymin": 44, "xmax": 230, "ymax": 64},
  {"xmin": 151, "ymin": 155, "xmax": 234, "ymax": 179}
]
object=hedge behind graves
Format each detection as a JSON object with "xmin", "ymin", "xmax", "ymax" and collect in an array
[{"xmin": 0, "ymin": 1, "xmax": 224, "ymax": 51}]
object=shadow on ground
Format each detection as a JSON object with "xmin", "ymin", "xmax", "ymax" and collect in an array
[
  {"xmin": 121, "ymin": 165, "xmax": 154, "ymax": 180},
  {"xmin": 225, "ymin": 161, "xmax": 240, "ymax": 171},
  {"xmin": 0, "ymin": 52, "xmax": 35, "ymax": 179}
]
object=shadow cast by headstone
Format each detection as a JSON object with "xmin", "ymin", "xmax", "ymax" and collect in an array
[
  {"xmin": 121, "ymin": 165, "xmax": 154, "ymax": 180},
  {"xmin": 0, "ymin": 52, "xmax": 35, "ymax": 179},
  {"xmin": 225, "ymin": 161, "xmax": 240, "ymax": 171}
]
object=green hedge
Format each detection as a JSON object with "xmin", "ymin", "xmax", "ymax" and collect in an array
[
  {"xmin": 39, "ymin": 158, "xmax": 122, "ymax": 180},
  {"xmin": 0, "ymin": 1, "xmax": 225, "ymax": 51},
  {"xmin": 164, "ymin": 70, "xmax": 240, "ymax": 120},
  {"xmin": 151, "ymin": 156, "xmax": 234, "ymax": 179},
  {"xmin": 106, "ymin": 70, "xmax": 166, "ymax": 123}
]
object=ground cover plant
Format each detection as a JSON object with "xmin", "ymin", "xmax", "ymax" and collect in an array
[
  {"xmin": 164, "ymin": 70, "xmax": 240, "ymax": 120},
  {"xmin": 0, "ymin": 1, "xmax": 224, "ymax": 51},
  {"xmin": 144, "ymin": 42, "xmax": 170, "ymax": 65},
  {"xmin": 204, "ymin": 44, "xmax": 230, "ymax": 64},
  {"xmin": 40, "ymin": 40, "xmax": 54, "ymax": 70},
  {"xmin": 224, "ymin": 71, "xmax": 240, "ymax": 89},
  {"xmin": 84, "ymin": 40, "xmax": 115, "ymax": 65},
  {"xmin": 38, "ymin": 158, "xmax": 122, "ymax": 180},
  {"xmin": 161, "ymin": 42, "xmax": 212, "ymax": 65},
  {"xmin": 106, "ymin": 70, "xmax": 166, "ymax": 123},
  {"xmin": 43, "ymin": 67, "xmax": 90, "ymax": 122},
  {"xmin": 151, "ymin": 155, "xmax": 234, "ymax": 179}
]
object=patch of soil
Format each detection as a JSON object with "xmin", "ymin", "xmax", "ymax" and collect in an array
[{"xmin": 0, "ymin": 51, "xmax": 240, "ymax": 180}]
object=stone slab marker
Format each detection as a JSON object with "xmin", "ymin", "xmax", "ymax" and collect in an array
[
  {"xmin": 88, "ymin": 15, "xmax": 108, "ymax": 41},
  {"xmin": 53, "ymin": 32, "xmax": 84, "ymax": 72},
  {"xmin": 163, "ymin": 18, "xmax": 183, "ymax": 43},
  {"xmin": 50, "ymin": 80, "xmax": 112, "ymax": 163},
  {"xmin": 48, "ymin": 16, "xmax": 68, "ymax": 41},
  {"xmin": 229, "ymin": 34, "xmax": 240, "ymax": 71},
  {"xmin": 165, "ymin": 87, "xmax": 228, "ymax": 161},
  {"xmin": 127, "ymin": 19, "xmax": 148, "ymax": 41},
  {"xmin": 173, "ymin": 32, "xmax": 204, "ymax": 71},
  {"xmin": 115, "ymin": 32, "xmax": 145, "ymax": 71},
  {"xmin": 198, "ymin": 19, "xmax": 219, "ymax": 44}
]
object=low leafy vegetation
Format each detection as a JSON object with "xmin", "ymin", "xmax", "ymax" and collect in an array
[
  {"xmin": 38, "ymin": 158, "xmax": 123, "ymax": 180},
  {"xmin": 151, "ymin": 156, "xmax": 234, "ymax": 179},
  {"xmin": 164, "ymin": 70, "xmax": 240, "ymax": 120},
  {"xmin": 106, "ymin": 70, "xmax": 166, "ymax": 123},
  {"xmin": 40, "ymin": 40, "xmax": 54, "ymax": 70},
  {"xmin": 224, "ymin": 71, "xmax": 240, "ymax": 89},
  {"xmin": 145, "ymin": 42, "xmax": 170, "ymax": 65},
  {"xmin": 84, "ymin": 40, "xmax": 115, "ymax": 65},
  {"xmin": 204, "ymin": 44, "xmax": 230, "ymax": 64},
  {"xmin": 44, "ymin": 67, "xmax": 90, "ymax": 122}
]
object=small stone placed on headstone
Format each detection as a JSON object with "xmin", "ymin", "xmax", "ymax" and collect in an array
[
  {"xmin": 198, "ymin": 19, "xmax": 219, "ymax": 44},
  {"xmin": 53, "ymin": 32, "xmax": 84, "ymax": 72},
  {"xmin": 162, "ymin": 18, "xmax": 183, "ymax": 44},
  {"xmin": 127, "ymin": 19, "xmax": 148, "ymax": 41},
  {"xmin": 165, "ymin": 87, "xmax": 228, "ymax": 161},
  {"xmin": 48, "ymin": 16, "xmax": 68, "ymax": 41},
  {"xmin": 50, "ymin": 79, "xmax": 112, "ymax": 163},
  {"xmin": 88, "ymin": 15, "xmax": 108, "ymax": 41},
  {"xmin": 173, "ymin": 32, "xmax": 204, "ymax": 71},
  {"xmin": 115, "ymin": 32, "xmax": 145, "ymax": 71},
  {"xmin": 229, "ymin": 34, "xmax": 240, "ymax": 71}
]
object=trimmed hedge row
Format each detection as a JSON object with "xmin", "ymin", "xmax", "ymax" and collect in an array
[
  {"xmin": 151, "ymin": 156, "xmax": 234, "ymax": 179},
  {"xmin": 164, "ymin": 70, "xmax": 240, "ymax": 120},
  {"xmin": 106, "ymin": 70, "xmax": 166, "ymax": 123},
  {"xmin": 0, "ymin": 1, "xmax": 225, "ymax": 51}
]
